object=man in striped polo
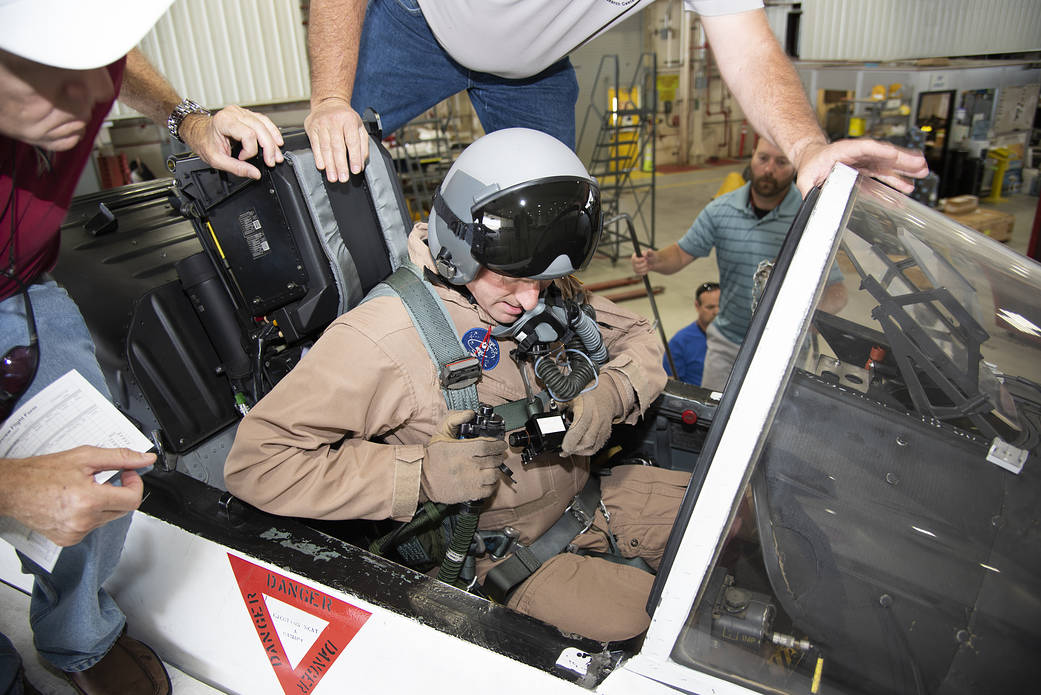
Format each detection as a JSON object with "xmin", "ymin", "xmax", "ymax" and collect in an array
[{"xmin": 632, "ymin": 137, "xmax": 847, "ymax": 390}]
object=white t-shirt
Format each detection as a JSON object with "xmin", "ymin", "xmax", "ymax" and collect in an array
[{"xmin": 417, "ymin": 0, "xmax": 764, "ymax": 79}]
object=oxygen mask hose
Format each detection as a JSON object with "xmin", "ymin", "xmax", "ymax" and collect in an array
[
  {"xmin": 438, "ymin": 499, "xmax": 483, "ymax": 588},
  {"xmin": 568, "ymin": 301, "xmax": 608, "ymax": 365},
  {"xmin": 513, "ymin": 298, "xmax": 606, "ymax": 402},
  {"xmin": 534, "ymin": 348, "xmax": 598, "ymax": 401},
  {"xmin": 437, "ymin": 404, "xmax": 507, "ymax": 588},
  {"xmin": 532, "ymin": 306, "xmax": 605, "ymax": 401},
  {"xmin": 369, "ymin": 501, "xmax": 447, "ymax": 557}
]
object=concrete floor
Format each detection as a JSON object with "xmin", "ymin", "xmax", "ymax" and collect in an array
[{"xmin": 2, "ymin": 164, "xmax": 1038, "ymax": 694}]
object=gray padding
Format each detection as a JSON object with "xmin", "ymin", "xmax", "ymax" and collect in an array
[
  {"xmin": 285, "ymin": 149, "xmax": 362, "ymax": 314},
  {"xmin": 364, "ymin": 141, "xmax": 411, "ymax": 271}
]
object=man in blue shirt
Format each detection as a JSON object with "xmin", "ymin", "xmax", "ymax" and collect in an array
[
  {"xmin": 633, "ymin": 138, "xmax": 847, "ymax": 390},
  {"xmin": 665, "ymin": 281, "xmax": 720, "ymax": 386}
]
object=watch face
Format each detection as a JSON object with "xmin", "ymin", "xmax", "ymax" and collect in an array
[{"xmin": 168, "ymin": 99, "xmax": 206, "ymax": 142}]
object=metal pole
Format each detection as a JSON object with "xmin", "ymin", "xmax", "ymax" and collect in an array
[{"xmin": 605, "ymin": 213, "xmax": 678, "ymax": 376}]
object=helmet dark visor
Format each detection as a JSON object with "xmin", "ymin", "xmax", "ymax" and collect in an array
[{"xmin": 470, "ymin": 177, "xmax": 601, "ymax": 279}]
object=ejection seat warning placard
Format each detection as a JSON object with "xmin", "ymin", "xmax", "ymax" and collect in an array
[
  {"xmin": 238, "ymin": 208, "xmax": 271, "ymax": 259},
  {"xmin": 229, "ymin": 554, "xmax": 371, "ymax": 694}
]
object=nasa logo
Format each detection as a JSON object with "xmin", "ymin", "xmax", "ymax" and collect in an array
[{"xmin": 462, "ymin": 327, "xmax": 500, "ymax": 369}]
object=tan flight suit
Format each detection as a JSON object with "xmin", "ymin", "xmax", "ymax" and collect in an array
[{"xmin": 225, "ymin": 224, "xmax": 690, "ymax": 641}]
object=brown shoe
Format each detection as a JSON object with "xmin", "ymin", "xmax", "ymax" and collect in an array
[{"xmin": 64, "ymin": 627, "xmax": 171, "ymax": 695}]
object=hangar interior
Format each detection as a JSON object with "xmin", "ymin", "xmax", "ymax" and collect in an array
[
  {"xmin": 79, "ymin": 0, "xmax": 1041, "ymax": 341},
  {"xmin": 2, "ymin": 1, "xmax": 1041, "ymax": 694}
]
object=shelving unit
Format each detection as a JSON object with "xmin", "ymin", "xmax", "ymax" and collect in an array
[
  {"xmin": 837, "ymin": 96, "xmax": 912, "ymax": 141},
  {"xmin": 387, "ymin": 118, "xmax": 457, "ymax": 222},
  {"xmin": 382, "ymin": 94, "xmax": 483, "ymax": 222}
]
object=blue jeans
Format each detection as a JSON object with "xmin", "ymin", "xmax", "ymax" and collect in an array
[
  {"xmin": 353, "ymin": 0, "xmax": 580, "ymax": 149},
  {"xmin": 0, "ymin": 280, "xmax": 131, "ymax": 689}
]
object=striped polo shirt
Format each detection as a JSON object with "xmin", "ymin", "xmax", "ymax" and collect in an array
[{"xmin": 677, "ymin": 182, "xmax": 803, "ymax": 346}]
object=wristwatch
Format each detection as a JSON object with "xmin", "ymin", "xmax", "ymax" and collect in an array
[{"xmin": 166, "ymin": 98, "xmax": 210, "ymax": 143}]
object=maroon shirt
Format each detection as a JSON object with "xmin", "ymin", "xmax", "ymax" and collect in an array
[{"xmin": 0, "ymin": 58, "xmax": 126, "ymax": 301}]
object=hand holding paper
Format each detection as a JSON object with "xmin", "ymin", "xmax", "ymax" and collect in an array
[
  {"xmin": 0, "ymin": 446, "xmax": 154, "ymax": 547},
  {"xmin": 0, "ymin": 370, "xmax": 155, "ymax": 570}
]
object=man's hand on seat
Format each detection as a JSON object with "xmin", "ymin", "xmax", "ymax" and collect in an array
[
  {"xmin": 180, "ymin": 104, "xmax": 284, "ymax": 180},
  {"xmin": 422, "ymin": 410, "xmax": 507, "ymax": 503},
  {"xmin": 305, "ymin": 97, "xmax": 370, "ymax": 182}
]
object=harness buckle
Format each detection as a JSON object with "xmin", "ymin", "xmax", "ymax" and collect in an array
[
  {"xmin": 440, "ymin": 356, "xmax": 481, "ymax": 390},
  {"xmin": 565, "ymin": 496, "xmax": 596, "ymax": 536},
  {"xmin": 483, "ymin": 527, "xmax": 520, "ymax": 560}
]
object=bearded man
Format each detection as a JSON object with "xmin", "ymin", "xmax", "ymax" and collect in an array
[{"xmin": 632, "ymin": 137, "xmax": 846, "ymax": 390}]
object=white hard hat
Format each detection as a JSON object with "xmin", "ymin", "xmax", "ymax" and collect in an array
[{"xmin": 0, "ymin": 0, "xmax": 174, "ymax": 70}]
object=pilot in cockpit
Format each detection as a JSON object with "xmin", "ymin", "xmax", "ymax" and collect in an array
[{"xmin": 225, "ymin": 128, "xmax": 692, "ymax": 642}]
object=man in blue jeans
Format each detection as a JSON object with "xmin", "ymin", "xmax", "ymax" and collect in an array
[
  {"xmin": 0, "ymin": 2, "xmax": 284, "ymax": 693},
  {"xmin": 302, "ymin": 0, "xmax": 928, "ymax": 197}
]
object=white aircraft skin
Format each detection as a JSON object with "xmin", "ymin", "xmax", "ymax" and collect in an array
[{"xmin": 0, "ymin": 509, "xmax": 752, "ymax": 695}]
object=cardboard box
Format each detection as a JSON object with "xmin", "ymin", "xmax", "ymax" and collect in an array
[
  {"xmin": 940, "ymin": 194, "xmax": 978, "ymax": 215},
  {"xmin": 943, "ymin": 207, "xmax": 1014, "ymax": 243}
]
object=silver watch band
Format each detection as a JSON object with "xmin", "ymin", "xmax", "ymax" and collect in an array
[{"xmin": 166, "ymin": 98, "xmax": 209, "ymax": 143}]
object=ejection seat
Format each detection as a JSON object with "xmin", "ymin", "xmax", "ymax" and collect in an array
[{"xmin": 56, "ymin": 111, "xmax": 413, "ymax": 485}]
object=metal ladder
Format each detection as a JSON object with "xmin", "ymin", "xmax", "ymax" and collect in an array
[{"xmin": 577, "ymin": 53, "xmax": 658, "ymax": 263}]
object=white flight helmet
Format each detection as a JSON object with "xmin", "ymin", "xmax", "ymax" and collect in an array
[{"xmin": 429, "ymin": 128, "xmax": 602, "ymax": 285}]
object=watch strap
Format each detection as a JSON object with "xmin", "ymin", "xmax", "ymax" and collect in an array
[{"xmin": 167, "ymin": 98, "xmax": 209, "ymax": 143}]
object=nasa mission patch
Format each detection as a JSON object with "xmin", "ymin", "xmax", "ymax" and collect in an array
[{"xmin": 462, "ymin": 327, "xmax": 500, "ymax": 369}]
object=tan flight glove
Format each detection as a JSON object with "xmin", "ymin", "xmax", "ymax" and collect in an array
[
  {"xmin": 560, "ymin": 378, "xmax": 626, "ymax": 457},
  {"xmin": 421, "ymin": 410, "xmax": 508, "ymax": 503}
]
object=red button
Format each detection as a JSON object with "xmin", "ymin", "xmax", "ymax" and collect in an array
[{"xmin": 681, "ymin": 409, "xmax": 698, "ymax": 425}]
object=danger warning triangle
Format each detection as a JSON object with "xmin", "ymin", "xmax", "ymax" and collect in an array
[{"xmin": 229, "ymin": 554, "xmax": 371, "ymax": 694}]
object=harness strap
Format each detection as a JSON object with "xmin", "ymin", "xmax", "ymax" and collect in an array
[
  {"xmin": 363, "ymin": 264, "xmax": 566, "ymax": 582},
  {"xmin": 365, "ymin": 264, "xmax": 551, "ymax": 426},
  {"xmin": 367, "ymin": 264, "xmax": 480, "ymax": 411},
  {"xmin": 483, "ymin": 475, "xmax": 602, "ymax": 603}
]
